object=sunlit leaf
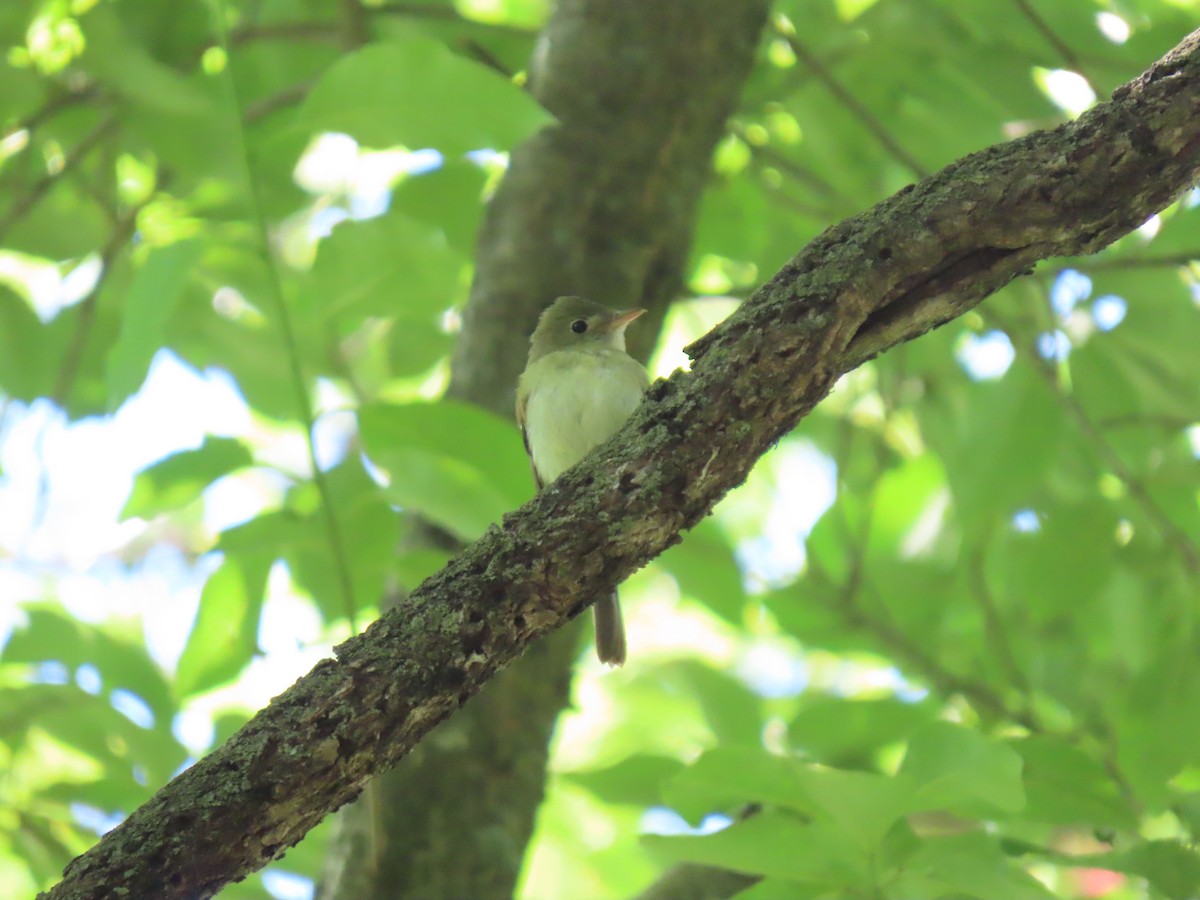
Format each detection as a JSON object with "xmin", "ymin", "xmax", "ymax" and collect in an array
[
  {"xmin": 296, "ymin": 30, "xmax": 551, "ymax": 153},
  {"xmin": 123, "ymin": 436, "xmax": 254, "ymax": 520},
  {"xmin": 900, "ymin": 722, "xmax": 1026, "ymax": 817},
  {"xmin": 175, "ymin": 554, "xmax": 271, "ymax": 697},
  {"xmin": 359, "ymin": 400, "xmax": 529, "ymax": 540}
]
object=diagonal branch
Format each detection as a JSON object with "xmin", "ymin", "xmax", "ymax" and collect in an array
[{"xmin": 42, "ymin": 27, "xmax": 1200, "ymax": 900}]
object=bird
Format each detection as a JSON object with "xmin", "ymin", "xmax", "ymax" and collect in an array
[{"xmin": 516, "ymin": 295, "xmax": 649, "ymax": 665}]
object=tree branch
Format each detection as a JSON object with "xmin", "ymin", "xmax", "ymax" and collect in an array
[
  {"xmin": 317, "ymin": 2, "xmax": 771, "ymax": 898},
  {"xmin": 41, "ymin": 26, "xmax": 1200, "ymax": 900}
]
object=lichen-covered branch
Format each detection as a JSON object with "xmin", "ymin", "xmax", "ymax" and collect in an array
[
  {"xmin": 42, "ymin": 26, "xmax": 1200, "ymax": 900},
  {"xmin": 316, "ymin": 3, "xmax": 770, "ymax": 898}
]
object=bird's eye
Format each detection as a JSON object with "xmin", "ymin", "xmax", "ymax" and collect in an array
[{"xmin": 571, "ymin": 319, "xmax": 588, "ymax": 334}]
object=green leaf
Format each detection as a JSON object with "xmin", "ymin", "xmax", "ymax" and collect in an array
[
  {"xmin": 358, "ymin": 400, "xmax": 530, "ymax": 540},
  {"xmin": 1121, "ymin": 840, "xmax": 1200, "ymax": 900},
  {"xmin": 664, "ymin": 747, "xmax": 915, "ymax": 851},
  {"xmin": 888, "ymin": 832, "xmax": 1056, "ymax": 900},
  {"xmin": 662, "ymin": 747, "xmax": 809, "ymax": 824},
  {"xmin": 1075, "ymin": 268, "xmax": 1200, "ymax": 425},
  {"xmin": 175, "ymin": 554, "xmax": 271, "ymax": 697},
  {"xmin": 213, "ymin": 460, "xmax": 400, "ymax": 624},
  {"xmin": 82, "ymin": 7, "xmax": 215, "ymax": 115},
  {"xmin": 1, "ymin": 180, "xmax": 111, "ymax": 259},
  {"xmin": 1115, "ymin": 660, "xmax": 1200, "ymax": 808},
  {"xmin": 391, "ymin": 160, "xmax": 488, "ymax": 255},
  {"xmin": 0, "ymin": 682, "xmax": 184, "ymax": 787},
  {"xmin": 105, "ymin": 240, "xmax": 202, "ymax": 409},
  {"xmin": 565, "ymin": 754, "xmax": 686, "ymax": 807},
  {"xmin": 644, "ymin": 812, "xmax": 869, "ymax": 888},
  {"xmin": 935, "ymin": 363, "xmax": 1064, "ymax": 534},
  {"xmin": 789, "ymin": 695, "xmax": 938, "ymax": 767},
  {"xmin": 296, "ymin": 31, "xmax": 551, "ymax": 153},
  {"xmin": 837, "ymin": 0, "xmax": 882, "ymax": 20},
  {"xmin": 1009, "ymin": 735, "xmax": 1135, "ymax": 829},
  {"xmin": 867, "ymin": 453, "xmax": 948, "ymax": 559},
  {"xmin": 655, "ymin": 520, "xmax": 746, "ymax": 624},
  {"xmin": 3, "ymin": 608, "xmax": 175, "ymax": 726},
  {"xmin": 795, "ymin": 766, "xmax": 917, "ymax": 852},
  {"xmin": 997, "ymin": 497, "xmax": 1118, "ymax": 620},
  {"xmin": 659, "ymin": 660, "xmax": 763, "ymax": 747},
  {"xmin": 387, "ymin": 317, "xmax": 453, "ymax": 379},
  {"xmin": 123, "ymin": 436, "xmax": 254, "ymax": 520},
  {"xmin": 900, "ymin": 722, "xmax": 1026, "ymax": 817},
  {"xmin": 306, "ymin": 213, "xmax": 463, "ymax": 326},
  {"xmin": 0, "ymin": 286, "xmax": 69, "ymax": 403},
  {"xmin": 284, "ymin": 460, "xmax": 402, "ymax": 622}
]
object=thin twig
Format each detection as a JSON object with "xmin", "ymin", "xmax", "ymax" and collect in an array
[
  {"xmin": 1074, "ymin": 252, "xmax": 1200, "ymax": 271},
  {"xmin": 224, "ymin": 2, "xmax": 537, "ymax": 52},
  {"xmin": 729, "ymin": 121, "xmax": 842, "ymax": 201},
  {"xmin": 340, "ymin": 0, "xmax": 370, "ymax": 48},
  {"xmin": 214, "ymin": 2, "xmax": 360, "ymax": 632},
  {"xmin": 968, "ymin": 543, "xmax": 1031, "ymax": 697},
  {"xmin": 1096, "ymin": 413, "xmax": 1194, "ymax": 431},
  {"xmin": 817, "ymin": 394, "xmax": 1038, "ymax": 729},
  {"xmin": 1053, "ymin": 376, "xmax": 1200, "ymax": 571},
  {"xmin": 6, "ymin": 82, "xmax": 100, "ymax": 136},
  {"xmin": 51, "ymin": 209, "xmax": 139, "ymax": 405},
  {"xmin": 0, "ymin": 117, "xmax": 118, "ymax": 245},
  {"xmin": 227, "ymin": 21, "xmax": 340, "ymax": 47},
  {"xmin": 1011, "ymin": 0, "xmax": 1100, "ymax": 96},
  {"xmin": 372, "ymin": 2, "xmax": 536, "ymax": 37},
  {"xmin": 460, "ymin": 38, "xmax": 516, "ymax": 79},
  {"xmin": 779, "ymin": 29, "xmax": 929, "ymax": 179},
  {"xmin": 806, "ymin": 559, "xmax": 1040, "ymax": 731},
  {"xmin": 243, "ymin": 79, "xmax": 315, "ymax": 125},
  {"xmin": 990, "ymin": 298, "xmax": 1200, "ymax": 573}
]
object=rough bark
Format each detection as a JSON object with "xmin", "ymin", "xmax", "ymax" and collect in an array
[
  {"xmin": 316, "ymin": 2, "xmax": 770, "ymax": 898},
  {"xmin": 43, "ymin": 27, "xmax": 1200, "ymax": 900}
]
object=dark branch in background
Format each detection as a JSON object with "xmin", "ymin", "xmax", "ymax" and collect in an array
[
  {"xmin": 226, "ymin": 20, "xmax": 338, "ymax": 46},
  {"xmin": 4, "ymin": 81, "xmax": 100, "ymax": 136},
  {"xmin": 224, "ymin": 3, "xmax": 535, "ymax": 50},
  {"xmin": 986, "ymin": 298, "xmax": 1200, "ymax": 571},
  {"xmin": 779, "ymin": 27, "xmax": 930, "ymax": 179},
  {"xmin": 730, "ymin": 121, "xmax": 842, "ymax": 202},
  {"xmin": 50, "ymin": 207, "xmax": 138, "ymax": 405},
  {"xmin": 1073, "ymin": 250, "xmax": 1200, "ymax": 270},
  {"xmin": 968, "ymin": 543, "xmax": 1032, "ymax": 698},
  {"xmin": 373, "ymin": 1, "xmax": 535, "ymax": 36},
  {"xmin": 243, "ymin": 79, "xmax": 316, "ymax": 125},
  {"xmin": 0, "ymin": 116, "xmax": 117, "ymax": 245},
  {"xmin": 41, "ymin": 27, "xmax": 1200, "ymax": 900},
  {"xmin": 1011, "ymin": 0, "xmax": 1100, "ymax": 94}
]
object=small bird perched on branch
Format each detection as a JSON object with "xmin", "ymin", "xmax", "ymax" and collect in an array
[{"xmin": 516, "ymin": 295, "xmax": 649, "ymax": 665}]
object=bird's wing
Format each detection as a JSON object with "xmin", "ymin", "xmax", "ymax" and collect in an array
[{"xmin": 515, "ymin": 386, "xmax": 545, "ymax": 491}]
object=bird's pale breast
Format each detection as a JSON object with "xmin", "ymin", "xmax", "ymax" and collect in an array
[{"xmin": 522, "ymin": 349, "xmax": 648, "ymax": 483}]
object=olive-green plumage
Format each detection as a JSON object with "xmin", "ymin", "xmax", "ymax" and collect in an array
[{"xmin": 516, "ymin": 296, "xmax": 649, "ymax": 665}]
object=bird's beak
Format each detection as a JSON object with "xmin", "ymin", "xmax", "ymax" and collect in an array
[{"xmin": 604, "ymin": 308, "xmax": 646, "ymax": 332}]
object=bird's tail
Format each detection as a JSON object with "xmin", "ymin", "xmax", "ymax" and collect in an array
[{"xmin": 593, "ymin": 591, "xmax": 626, "ymax": 666}]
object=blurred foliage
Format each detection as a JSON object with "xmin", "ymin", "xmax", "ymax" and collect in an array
[{"xmin": 1, "ymin": 0, "xmax": 1199, "ymax": 898}]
